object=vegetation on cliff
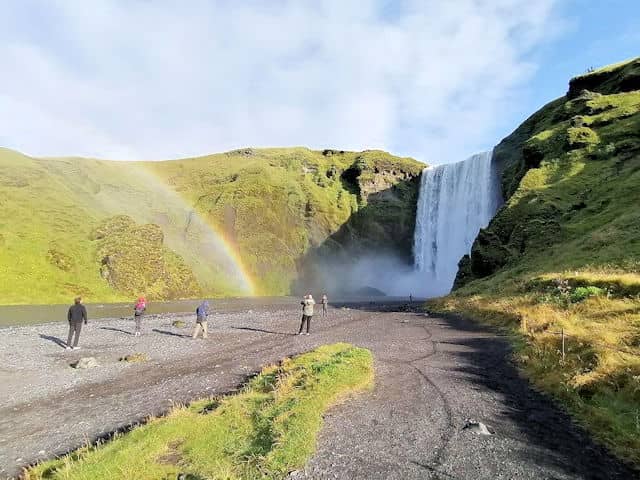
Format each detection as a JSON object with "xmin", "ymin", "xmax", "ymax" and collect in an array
[
  {"xmin": 27, "ymin": 343, "xmax": 374, "ymax": 480},
  {"xmin": 91, "ymin": 215, "xmax": 201, "ymax": 300},
  {"xmin": 0, "ymin": 147, "xmax": 422, "ymax": 304},
  {"xmin": 437, "ymin": 57, "xmax": 640, "ymax": 465}
]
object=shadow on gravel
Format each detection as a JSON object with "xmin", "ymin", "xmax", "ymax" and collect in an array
[
  {"xmin": 39, "ymin": 334, "xmax": 67, "ymax": 348},
  {"xmin": 439, "ymin": 314, "xmax": 639, "ymax": 480},
  {"xmin": 152, "ymin": 328, "xmax": 191, "ymax": 338},
  {"xmin": 99, "ymin": 326, "xmax": 133, "ymax": 336},
  {"xmin": 232, "ymin": 326, "xmax": 297, "ymax": 336}
]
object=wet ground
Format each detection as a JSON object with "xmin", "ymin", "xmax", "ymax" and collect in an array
[{"xmin": 0, "ymin": 300, "xmax": 636, "ymax": 479}]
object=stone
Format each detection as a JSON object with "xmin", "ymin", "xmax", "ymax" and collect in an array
[
  {"xmin": 463, "ymin": 420, "xmax": 492, "ymax": 435},
  {"xmin": 72, "ymin": 357, "xmax": 99, "ymax": 369}
]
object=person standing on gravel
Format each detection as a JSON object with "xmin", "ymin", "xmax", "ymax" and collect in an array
[
  {"xmin": 193, "ymin": 300, "xmax": 210, "ymax": 339},
  {"xmin": 133, "ymin": 296, "xmax": 146, "ymax": 336},
  {"xmin": 66, "ymin": 296, "xmax": 87, "ymax": 350},
  {"xmin": 298, "ymin": 294, "xmax": 315, "ymax": 335},
  {"xmin": 321, "ymin": 293, "xmax": 328, "ymax": 316}
]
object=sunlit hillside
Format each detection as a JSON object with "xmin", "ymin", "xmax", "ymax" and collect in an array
[{"xmin": 0, "ymin": 147, "xmax": 423, "ymax": 304}]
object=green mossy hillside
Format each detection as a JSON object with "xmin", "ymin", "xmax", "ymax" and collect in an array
[
  {"xmin": 443, "ymin": 57, "xmax": 640, "ymax": 466},
  {"xmin": 146, "ymin": 148, "xmax": 423, "ymax": 295},
  {"xmin": 0, "ymin": 147, "xmax": 423, "ymax": 304},
  {"xmin": 91, "ymin": 215, "xmax": 201, "ymax": 300}
]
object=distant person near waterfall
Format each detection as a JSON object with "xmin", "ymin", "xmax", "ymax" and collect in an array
[
  {"xmin": 66, "ymin": 297, "xmax": 87, "ymax": 350},
  {"xmin": 133, "ymin": 297, "xmax": 146, "ymax": 336},
  {"xmin": 321, "ymin": 294, "xmax": 328, "ymax": 316},
  {"xmin": 298, "ymin": 294, "xmax": 315, "ymax": 335},
  {"xmin": 193, "ymin": 300, "xmax": 210, "ymax": 339}
]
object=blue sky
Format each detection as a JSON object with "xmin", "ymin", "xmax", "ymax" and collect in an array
[
  {"xmin": 505, "ymin": 0, "xmax": 640, "ymax": 142},
  {"xmin": 0, "ymin": 0, "xmax": 637, "ymax": 164}
]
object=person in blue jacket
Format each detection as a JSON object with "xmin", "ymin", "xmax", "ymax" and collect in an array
[{"xmin": 193, "ymin": 300, "xmax": 210, "ymax": 339}]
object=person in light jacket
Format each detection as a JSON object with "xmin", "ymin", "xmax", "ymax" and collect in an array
[
  {"xmin": 298, "ymin": 294, "xmax": 315, "ymax": 335},
  {"xmin": 321, "ymin": 293, "xmax": 328, "ymax": 316}
]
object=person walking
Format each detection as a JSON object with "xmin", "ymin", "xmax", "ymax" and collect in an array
[
  {"xmin": 298, "ymin": 294, "xmax": 315, "ymax": 335},
  {"xmin": 193, "ymin": 300, "xmax": 210, "ymax": 339},
  {"xmin": 66, "ymin": 296, "xmax": 87, "ymax": 350},
  {"xmin": 133, "ymin": 296, "xmax": 146, "ymax": 336},
  {"xmin": 321, "ymin": 293, "xmax": 328, "ymax": 316}
]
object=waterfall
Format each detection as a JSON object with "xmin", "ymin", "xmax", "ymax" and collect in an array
[{"xmin": 413, "ymin": 151, "xmax": 501, "ymax": 296}]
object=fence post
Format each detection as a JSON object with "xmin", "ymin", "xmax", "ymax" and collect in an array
[{"xmin": 561, "ymin": 328, "xmax": 565, "ymax": 364}]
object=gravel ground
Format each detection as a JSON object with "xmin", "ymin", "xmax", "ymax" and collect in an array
[{"xmin": 0, "ymin": 301, "xmax": 636, "ymax": 479}]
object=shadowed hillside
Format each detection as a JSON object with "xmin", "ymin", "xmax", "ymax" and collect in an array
[
  {"xmin": 0, "ymin": 147, "xmax": 423, "ymax": 304},
  {"xmin": 433, "ymin": 57, "xmax": 640, "ymax": 466}
]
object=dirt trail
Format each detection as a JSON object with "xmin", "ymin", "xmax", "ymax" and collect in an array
[{"xmin": 0, "ymin": 301, "xmax": 636, "ymax": 479}]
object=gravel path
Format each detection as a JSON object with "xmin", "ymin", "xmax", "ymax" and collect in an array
[{"xmin": 0, "ymin": 301, "xmax": 636, "ymax": 479}]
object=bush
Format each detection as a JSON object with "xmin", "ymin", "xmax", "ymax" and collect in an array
[{"xmin": 570, "ymin": 286, "xmax": 605, "ymax": 303}]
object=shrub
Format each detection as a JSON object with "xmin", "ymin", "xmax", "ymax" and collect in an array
[{"xmin": 570, "ymin": 286, "xmax": 605, "ymax": 303}]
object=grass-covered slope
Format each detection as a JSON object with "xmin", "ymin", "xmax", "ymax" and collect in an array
[
  {"xmin": 0, "ymin": 147, "xmax": 422, "ymax": 304},
  {"xmin": 26, "ymin": 343, "xmax": 374, "ymax": 480},
  {"xmin": 437, "ymin": 57, "xmax": 640, "ymax": 465}
]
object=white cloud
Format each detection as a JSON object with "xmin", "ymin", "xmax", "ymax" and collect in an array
[{"xmin": 0, "ymin": 0, "xmax": 563, "ymax": 163}]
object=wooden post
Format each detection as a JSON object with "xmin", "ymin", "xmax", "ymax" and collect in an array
[{"xmin": 561, "ymin": 328, "xmax": 565, "ymax": 364}]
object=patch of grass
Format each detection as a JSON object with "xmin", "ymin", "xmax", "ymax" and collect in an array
[
  {"xmin": 119, "ymin": 353, "xmax": 149, "ymax": 363},
  {"xmin": 26, "ymin": 343, "xmax": 374, "ymax": 479}
]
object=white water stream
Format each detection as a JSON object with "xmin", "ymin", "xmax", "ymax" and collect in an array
[{"xmin": 413, "ymin": 151, "xmax": 501, "ymax": 296}]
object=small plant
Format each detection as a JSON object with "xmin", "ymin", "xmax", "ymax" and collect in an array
[
  {"xmin": 570, "ymin": 286, "xmax": 604, "ymax": 303},
  {"xmin": 119, "ymin": 352, "xmax": 149, "ymax": 363},
  {"xmin": 172, "ymin": 320, "xmax": 186, "ymax": 328}
]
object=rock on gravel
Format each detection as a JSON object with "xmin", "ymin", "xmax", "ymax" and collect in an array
[
  {"xmin": 463, "ymin": 420, "xmax": 493, "ymax": 435},
  {"xmin": 72, "ymin": 357, "xmax": 99, "ymax": 369}
]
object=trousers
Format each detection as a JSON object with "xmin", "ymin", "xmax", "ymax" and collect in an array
[
  {"xmin": 193, "ymin": 321, "xmax": 208, "ymax": 339},
  {"xmin": 298, "ymin": 314, "xmax": 312, "ymax": 333},
  {"xmin": 67, "ymin": 321, "xmax": 83, "ymax": 347}
]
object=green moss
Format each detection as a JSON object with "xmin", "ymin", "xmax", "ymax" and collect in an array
[
  {"xmin": 566, "ymin": 126, "xmax": 600, "ymax": 149},
  {"xmin": 92, "ymin": 215, "xmax": 201, "ymax": 300}
]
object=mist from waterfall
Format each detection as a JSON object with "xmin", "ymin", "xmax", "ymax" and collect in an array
[{"xmin": 413, "ymin": 151, "xmax": 501, "ymax": 297}]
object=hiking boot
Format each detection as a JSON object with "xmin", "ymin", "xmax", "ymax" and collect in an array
[
  {"xmin": 305, "ymin": 333, "xmax": 310, "ymax": 335},
  {"xmin": 73, "ymin": 346, "xmax": 81, "ymax": 350},
  {"xmin": 65, "ymin": 346, "xmax": 72, "ymax": 350}
]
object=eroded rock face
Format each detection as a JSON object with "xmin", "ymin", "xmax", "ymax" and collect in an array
[{"xmin": 91, "ymin": 215, "xmax": 200, "ymax": 300}]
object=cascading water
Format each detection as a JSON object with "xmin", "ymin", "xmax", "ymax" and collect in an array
[{"xmin": 413, "ymin": 151, "xmax": 501, "ymax": 296}]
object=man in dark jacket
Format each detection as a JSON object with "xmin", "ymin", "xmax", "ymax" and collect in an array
[{"xmin": 66, "ymin": 296, "xmax": 88, "ymax": 350}]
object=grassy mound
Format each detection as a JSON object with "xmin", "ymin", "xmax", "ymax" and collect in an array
[
  {"xmin": 0, "ymin": 147, "xmax": 422, "ymax": 304},
  {"xmin": 92, "ymin": 215, "xmax": 201, "ymax": 300},
  {"xmin": 26, "ymin": 343, "xmax": 374, "ymax": 479},
  {"xmin": 441, "ymin": 57, "xmax": 640, "ymax": 465}
]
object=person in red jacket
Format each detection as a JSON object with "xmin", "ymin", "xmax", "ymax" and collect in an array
[{"xmin": 133, "ymin": 296, "xmax": 146, "ymax": 336}]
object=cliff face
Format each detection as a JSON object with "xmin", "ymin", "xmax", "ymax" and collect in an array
[
  {"xmin": 0, "ymin": 147, "xmax": 423, "ymax": 304},
  {"xmin": 455, "ymin": 57, "xmax": 640, "ymax": 288},
  {"xmin": 437, "ymin": 57, "xmax": 640, "ymax": 466}
]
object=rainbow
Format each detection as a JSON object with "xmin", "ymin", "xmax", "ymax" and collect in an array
[{"xmin": 114, "ymin": 162, "xmax": 257, "ymax": 296}]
